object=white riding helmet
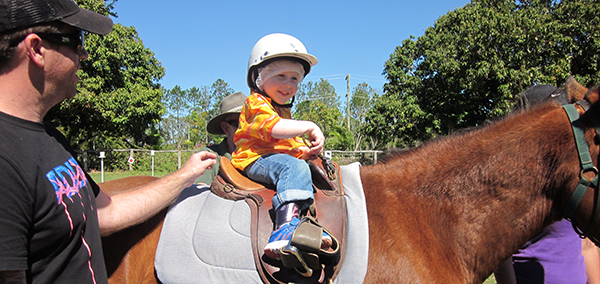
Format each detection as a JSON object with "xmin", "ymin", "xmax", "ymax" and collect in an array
[{"xmin": 247, "ymin": 33, "xmax": 318, "ymax": 91}]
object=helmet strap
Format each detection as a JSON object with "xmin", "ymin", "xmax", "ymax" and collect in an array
[{"xmin": 257, "ymin": 90, "xmax": 295, "ymax": 108}]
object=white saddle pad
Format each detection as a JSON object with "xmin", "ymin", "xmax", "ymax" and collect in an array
[{"xmin": 155, "ymin": 162, "xmax": 368, "ymax": 283}]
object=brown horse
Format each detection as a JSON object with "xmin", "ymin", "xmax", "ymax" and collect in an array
[
  {"xmin": 101, "ymin": 175, "xmax": 163, "ymax": 284},
  {"xmin": 101, "ymin": 77, "xmax": 600, "ymax": 284}
]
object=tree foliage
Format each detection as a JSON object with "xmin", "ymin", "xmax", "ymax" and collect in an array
[
  {"xmin": 375, "ymin": 0, "xmax": 600, "ymax": 147},
  {"xmin": 294, "ymin": 79, "xmax": 346, "ymax": 149},
  {"xmin": 350, "ymin": 82, "xmax": 379, "ymax": 150},
  {"xmin": 161, "ymin": 81, "xmax": 234, "ymax": 150},
  {"xmin": 45, "ymin": 0, "xmax": 166, "ymax": 150}
]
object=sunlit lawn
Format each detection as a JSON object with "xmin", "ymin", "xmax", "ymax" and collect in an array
[
  {"xmin": 484, "ymin": 275, "xmax": 497, "ymax": 284},
  {"xmin": 88, "ymin": 170, "xmax": 168, "ymax": 183}
]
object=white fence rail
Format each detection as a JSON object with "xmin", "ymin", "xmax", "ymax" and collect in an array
[{"xmin": 77, "ymin": 149, "xmax": 386, "ymax": 182}]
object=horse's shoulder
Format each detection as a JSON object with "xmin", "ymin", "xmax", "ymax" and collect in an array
[{"xmin": 99, "ymin": 175, "xmax": 159, "ymax": 196}]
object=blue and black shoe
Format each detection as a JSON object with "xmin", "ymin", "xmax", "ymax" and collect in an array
[{"xmin": 263, "ymin": 217, "xmax": 333, "ymax": 260}]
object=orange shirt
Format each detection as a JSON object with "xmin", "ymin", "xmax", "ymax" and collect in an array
[{"xmin": 231, "ymin": 92, "xmax": 305, "ymax": 170}]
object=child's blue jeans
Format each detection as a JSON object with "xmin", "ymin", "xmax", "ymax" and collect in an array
[{"xmin": 245, "ymin": 153, "xmax": 314, "ymax": 211}]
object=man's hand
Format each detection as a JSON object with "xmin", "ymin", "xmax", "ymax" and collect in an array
[{"xmin": 180, "ymin": 151, "xmax": 217, "ymax": 187}]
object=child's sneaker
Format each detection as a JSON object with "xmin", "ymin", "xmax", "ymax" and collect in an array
[
  {"xmin": 264, "ymin": 217, "xmax": 299, "ymax": 259},
  {"xmin": 264, "ymin": 217, "xmax": 334, "ymax": 260}
]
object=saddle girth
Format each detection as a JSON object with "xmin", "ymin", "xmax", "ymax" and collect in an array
[{"xmin": 211, "ymin": 156, "xmax": 347, "ymax": 284}]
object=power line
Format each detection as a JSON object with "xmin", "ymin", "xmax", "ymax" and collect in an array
[
  {"xmin": 351, "ymin": 74, "xmax": 386, "ymax": 80},
  {"xmin": 306, "ymin": 74, "xmax": 387, "ymax": 83},
  {"xmin": 301, "ymin": 95, "xmax": 338, "ymax": 101},
  {"xmin": 314, "ymin": 74, "xmax": 346, "ymax": 78}
]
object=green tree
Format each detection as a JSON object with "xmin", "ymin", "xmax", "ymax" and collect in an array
[
  {"xmin": 294, "ymin": 79, "xmax": 346, "ymax": 149},
  {"xmin": 376, "ymin": 0, "xmax": 600, "ymax": 147},
  {"xmin": 161, "ymin": 80, "xmax": 234, "ymax": 150},
  {"xmin": 350, "ymin": 82, "xmax": 379, "ymax": 150},
  {"xmin": 162, "ymin": 86, "xmax": 190, "ymax": 149},
  {"xmin": 205, "ymin": 79, "xmax": 235, "ymax": 145},
  {"xmin": 186, "ymin": 86, "xmax": 211, "ymax": 149},
  {"xmin": 362, "ymin": 93, "xmax": 428, "ymax": 149},
  {"xmin": 296, "ymin": 79, "xmax": 340, "ymax": 110},
  {"xmin": 45, "ymin": 0, "xmax": 165, "ymax": 151}
]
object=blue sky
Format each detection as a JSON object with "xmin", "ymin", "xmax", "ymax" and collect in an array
[{"xmin": 112, "ymin": 0, "xmax": 471, "ymax": 97}]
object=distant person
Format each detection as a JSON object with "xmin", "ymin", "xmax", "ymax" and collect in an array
[
  {"xmin": 0, "ymin": 0, "xmax": 216, "ymax": 283},
  {"xmin": 231, "ymin": 33, "xmax": 331, "ymax": 260},
  {"xmin": 194, "ymin": 91, "xmax": 246, "ymax": 185},
  {"xmin": 494, "ymin": 85, "xmax": 600, "ymax": 284}
]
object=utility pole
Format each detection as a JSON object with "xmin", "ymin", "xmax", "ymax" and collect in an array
[{"xmin": 345, "ymin": 74, "xmax": 350, "ymax": 130}]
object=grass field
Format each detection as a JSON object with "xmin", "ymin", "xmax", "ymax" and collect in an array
[
  {"xmin": 88, "ymin": 170, "xmax": 168, "ymax": 183},
  {"xmin": 484, "ymin": 275, "xmax": 497, "ymax": 283}
]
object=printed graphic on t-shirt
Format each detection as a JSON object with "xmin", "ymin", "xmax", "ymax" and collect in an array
[
  {"xmin": 45, "ymin": 156, "xmax": 97, "ymax": 281},
  {"xmin": 45, "ymin": 157, "xmax": 88, "ymax": 203}
]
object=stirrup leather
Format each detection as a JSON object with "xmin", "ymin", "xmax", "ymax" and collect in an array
[{"xmin": 279, "ymin": 216, "xmax": 341, "ymax": 277}]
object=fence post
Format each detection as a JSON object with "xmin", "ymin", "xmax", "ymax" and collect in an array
[
  {"xmin": 99, "ymin": 151, "xmax": 105, "ymax": 182},
  {"xmin": 151, "ymin": 150, "xmax": 155, "ymax": 176},
  {"xmin": 129, "ymin": 149, "xmax": 134, "ymax": 171},
  {"xmin": 82, "ymin": 151, "xmax": 88, "ymax": 171},
  {"xmin": 178, "ymin": 151, "xmax": 181, "ymax": 169}
]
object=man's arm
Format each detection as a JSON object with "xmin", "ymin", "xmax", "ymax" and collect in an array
[
  {"xmin": 96, "ymin": 151, "xmax": 216, "ymax": 236},
  {"xmin": 494, "ymin": 257, "xmax": 517, "ymax": 284},
  {"xmin": 582, "ymin": 238, "xmax": 600, "ymax": 284},
  {"xmin": 0, "ymin": 271, "xmax": 26, "ymax": 284}
]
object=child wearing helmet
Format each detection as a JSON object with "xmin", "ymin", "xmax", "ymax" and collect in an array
[{"xmin": 231, "ymin": 33, "xmax": 332, "ymax": 260}]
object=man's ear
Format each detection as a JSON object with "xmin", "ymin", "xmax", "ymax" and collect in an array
[
  {"xmin": 23, "ymin": 34, "xmax": 45, "ymax": 68},
  {"xmin": 220, "ymin": 121, "xmax": 230, "ymax": 133}
]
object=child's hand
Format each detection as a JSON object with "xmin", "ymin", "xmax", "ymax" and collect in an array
[
  {"xmin": 271, "ymin": 119, "xmax": 324, "ymax": 159},
  {"xmin": 304, "ymin": 124, "xmax": 324, "ymax": 159}
]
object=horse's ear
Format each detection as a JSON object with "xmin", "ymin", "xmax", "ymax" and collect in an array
[
  {"xmin": 586, "ymin": 84, "xmax": 600, "ymax": 105},
  {"xmin": 566, "ymin": 76, "xmax": 587, "ymax": 103}
]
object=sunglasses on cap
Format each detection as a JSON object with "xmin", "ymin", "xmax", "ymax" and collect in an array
[{"xmin": 35, "ymin": 30, "xmax": 85, "ymax": 55}]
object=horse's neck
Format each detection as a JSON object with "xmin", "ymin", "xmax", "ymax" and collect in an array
[{"xmin": 362, "ymin": 105, "xmax": 577, "ymax": 282}]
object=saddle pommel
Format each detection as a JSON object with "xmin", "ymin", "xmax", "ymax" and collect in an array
[{"xmin": 218, "ymin": 156, "xmax": 265, "ymax": 190}]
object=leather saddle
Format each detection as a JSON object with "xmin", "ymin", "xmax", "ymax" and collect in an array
[{"xmin": 211, "ymin": 156, "xmax": 347, "ymax": 284}]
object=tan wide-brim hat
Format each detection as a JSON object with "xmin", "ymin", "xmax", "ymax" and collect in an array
[{"xmin": 207, "ymin": 91, "xmax": 247, "ymax": 135}]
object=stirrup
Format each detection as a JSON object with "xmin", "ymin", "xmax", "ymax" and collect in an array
[
  {"xmin": 292, "ymin": 216, "xmax": 341, "ymax": 266},
  {"xmin": 280, "ymin": 244, "xmax": 315, "ymax": 277}
]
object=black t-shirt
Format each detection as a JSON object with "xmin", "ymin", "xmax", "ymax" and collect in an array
[{"xmin": 0, "ymin": 111, "xmax": 107, "ymax": 283}]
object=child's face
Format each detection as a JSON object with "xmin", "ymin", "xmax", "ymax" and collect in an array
[{"xmin": 262, "ymin": 71, "xmax": 301, "ymax": 105}]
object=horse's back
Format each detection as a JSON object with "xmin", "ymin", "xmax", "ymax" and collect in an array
[
  {"xmin": 99, "ymin": 176, "xmax": 163, "ymax": 284},
  {"xmin": 100, "ymin": 175, "xmax": 159, "ymax": 196}
]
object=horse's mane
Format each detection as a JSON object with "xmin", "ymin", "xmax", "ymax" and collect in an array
[
  {"xmin": 376, "ymin": 127, "xmax": 485, "ymax": 165},
  {"xmin": 376, "ymin": 101, "xmax": 564, "ymax": 166},
  {"xmin": 377, "ymin": 148, "xmax": 418, "ymax": 164}
]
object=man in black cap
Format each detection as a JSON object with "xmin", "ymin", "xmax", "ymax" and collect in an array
[
  {"xmin": 0, "ymin": 1, "xmax": 216, "ymax": 283},
  {"xmin": 195, "ymin": 91, "xmax": 246, "ymax": 185}
]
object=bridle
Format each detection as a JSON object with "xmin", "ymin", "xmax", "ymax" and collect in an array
[{"xmin": 562, "ymin": 102, "xmax": 600, "ymax": 245}]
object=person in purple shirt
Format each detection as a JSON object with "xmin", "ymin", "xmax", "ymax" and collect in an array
[{"xmin": 494, "ymin": 85, "xmax": 600, "ymax": 284}]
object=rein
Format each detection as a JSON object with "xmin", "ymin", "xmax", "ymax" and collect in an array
[{"xmin": 562, "ymin": 103, "xmax": 600, "ymax": 244}]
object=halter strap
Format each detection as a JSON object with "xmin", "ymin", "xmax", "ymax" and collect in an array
[
  {"xmin": 577, "ymin": 100, "xmax": 600, "ymax": 144},
  {"xmin": 257, "ymin": 90, "xmax": 295, "ymax": 108},
  {"xmin": 562, "ymin": 104, "xmax": 600, "ymax": 240}
]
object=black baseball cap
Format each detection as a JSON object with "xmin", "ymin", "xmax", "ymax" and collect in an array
[
  {"xmin": 516, "ymin": 85, "xmax": 569, "ymax": 110},
  {"xmin": 0, "ymin": 0, "xmax": 113, "ymax": 35}
]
